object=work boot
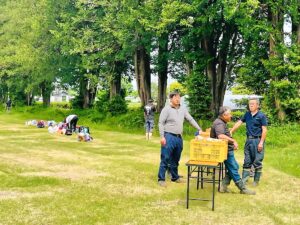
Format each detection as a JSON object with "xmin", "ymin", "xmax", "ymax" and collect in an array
[
  {"xmin": 235, "ymin": 179, "xmax": 256, "ymax": 195},
  {"xmin": 253, "ymin": 169, "xmax": 262, "ymax": 186},
  {"xmin": 219, "ymin": 175, "xmax": 232, "ymax": 193},
  {"xmin": 249, "ymin": 165, "xmax": 255, "ymax": 177},
  {"xmin": 242, "ymin": 169, "xmax": 251, "ymax": 183},
  {"xmin": 158, "ymin": 180, "xmax": 167, "ymax": 187},
  {"xmin": 173, "ymin": 178, "xmax": 186, "ymax": 183}
]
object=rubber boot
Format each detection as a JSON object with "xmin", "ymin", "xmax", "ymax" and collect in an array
[
  {"xmin": 219, "ymin": 174, "xmax": 232, "ymax": 193},
  {"xmin": 242, "ymin": 169, "xmax": 251, "ymax": 183},
  {"xmin": 249, "ymin": 165, "xmax": 255, "ymax": 177},
  {"xmin": 235, "ymin": 179, "xmax": 256, "ymax": 195},
  {"xmin": 253, "ymin": 169, "xmax": 262, "ymax": 186}
]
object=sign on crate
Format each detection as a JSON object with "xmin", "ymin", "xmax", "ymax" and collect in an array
[{"xmin": 190, "ymin": 138, "xmax": 228, "ymax": 163}]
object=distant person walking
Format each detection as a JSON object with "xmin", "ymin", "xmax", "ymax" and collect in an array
[
  {"xmin": 157, "ymin": 90, "xmax": 202, "ymax": 187},
  {"xmin": 231, "ymin": 97, "xmax": 268, "ymax": 186},
  {"xmin": 6, "ymin": 98, "xmax": 12, "ymax": 112},
  {"xmin": 144, "ymin": 99, "xmax": 156, "ymax": 139},
  {"xmin": 64, "ymin": 114, "xmax": 78, "ymax": 132}
]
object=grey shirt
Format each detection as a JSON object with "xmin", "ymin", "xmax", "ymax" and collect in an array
[
  {"xmin": 159, "ymin": 104, "xmax": 202, "ymax": 138},
  {"xmin": 210, "ymin": 118, "xmax": 234, "ymax": 151}
]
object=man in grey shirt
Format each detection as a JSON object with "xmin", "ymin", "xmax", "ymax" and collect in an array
[{"xmin": 158, "ymin": 91, "xmax": 202, "ymax": 187}]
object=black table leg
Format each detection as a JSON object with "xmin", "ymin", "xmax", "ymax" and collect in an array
[
  {"xmin": 212, "ymin": 168, "xmax": 216, "ymax": 211},
  {"xmin": 186, "ymin": 165, "xmax": 190, "ymax": 209}
]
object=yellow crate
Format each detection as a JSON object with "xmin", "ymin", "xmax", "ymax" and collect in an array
[
  {"xmin": 190, "ymin": 138, "xmax": 228, "ymax": 162},
  {"xmin": 205, "ymin": 128, "xmax": 211, "ymax": 133},
  {"xmin": 199, "ymin": 131, "xmax": 210, "ymax": 138}
]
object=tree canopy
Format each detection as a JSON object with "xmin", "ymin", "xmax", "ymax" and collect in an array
[{"xmin": 0, "ymin": 0, "xmax": 299, "ymax": 121}]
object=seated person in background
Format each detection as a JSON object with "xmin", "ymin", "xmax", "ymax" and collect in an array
[
  {"xmin": 210, "ymin": 106, "xmax": 255, "ymax": 195},
  {"xmin": 64, "ymin": 114, "xmax": 78, "ymax": 132}
]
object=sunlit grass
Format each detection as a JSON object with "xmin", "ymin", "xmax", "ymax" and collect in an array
[{"xmin": 0, "ymin": 112, "xmax": 299, "ymax": 225}]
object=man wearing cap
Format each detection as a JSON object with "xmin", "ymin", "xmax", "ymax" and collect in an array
[
  {"xmin": 144, "ymin": 99, "xmax": 156, "ymax": 139},
  {"xmin": 231, "ymin": 97, "xmax": 268, "ymax": 186},
  {"xmin": 157, "ymin": 91, "xmax": 202, "ymax": 187},
  {"xmin": 211, "ymin": 106, "xmax": 255, "ymax": 194}
]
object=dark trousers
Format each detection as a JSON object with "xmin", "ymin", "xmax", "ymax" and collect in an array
[
  {"xmin": 68, "ymin": 116, "xmax": 78, "ymax": 132},
  {"xmin": 243, "ymin": 138, "xmax": 264, "ymax": 169},
  {"xmin": 158, "ymin": 133, "xmax": 183, "ymax": 181}
]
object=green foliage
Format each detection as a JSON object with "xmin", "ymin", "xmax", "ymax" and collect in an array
[
  {"xmin": 231, "ymin": 110, "xmax": 245, "ymax": 121},
  {"xmin": 185, "ymin": 72, "xmax": 212, "ymax": 120},
  {"xmin": 107, "ymin": 95, "xmax": 128, "ymax": 116},
  {"xmin": 169, "ymin": 81, "xmax": 187, "ymax": 96},
  {"xmin": 70, "ymin": 95, "xmax": 84, "ymax": 109},
  {"xmin": 94, "ymin": 91, "xmax": 127, "ymax": 116},
  {"xmin": 231, "ymin": 84, "xmax": 252, "ymax": 95},
  {"xmin": 1, "ymin": 0, "xmax": 299, "ymax": 122},
  {"xmin": 264, "ymin": 80, "xmax": 300, "ymax": 122},
  {"xmin": 94, "ymin": 91, "xmax": 110, "ymax": 113}
]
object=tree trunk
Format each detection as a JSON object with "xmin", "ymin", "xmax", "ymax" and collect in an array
[
  {"xmin": 27, "ymin": 92, "xmax": 33, "ymax": 106},
  {"xmin": 269, "ymin": 8, "xmax": 285, "ymax": 121},
  {"xmin": 40, "ymin": 81, "xmax": 52, "ymax": 107},
  {"xmin": 80, "ymin": 78, "xmax": 90, "ymax": 109},
  {"xmin": 297, "ymin": 23, "xmax": 300, "ymax": 45},
  {"xmin": 109, "ymin": 61, "xmax": 122, "ymax": 99},
  {"xmin": 157, "ymin": 33, "xmax": 168, "ymax": 112},
  {"xmin": 134, "ymin": 45, "xmax": 151, "ymax": 107},
  {"xmin": 202, "ymin": 24, "xmax": 236, "ymax": 117}
]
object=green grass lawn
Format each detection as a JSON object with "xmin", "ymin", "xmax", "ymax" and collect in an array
[{"xmin": 0, "ymin": 112, "xmax": 299, "ymax": 225}]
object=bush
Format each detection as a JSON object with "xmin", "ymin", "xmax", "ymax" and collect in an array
[
  {"xmin": 231, "ymin": 110, "xmax": 245, "ymax": 121},
  {"xmin": 185, "ymin": 72, "xmax": 212, "ymax": 120},
  {"xmin": 107, "ymin": 95, "xmax": 128, "ymax": 116}
]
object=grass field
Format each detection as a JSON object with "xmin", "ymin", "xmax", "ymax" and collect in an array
[{"xmin": 0, "ymin": 112, "xmax": 299, "ymax": 225}]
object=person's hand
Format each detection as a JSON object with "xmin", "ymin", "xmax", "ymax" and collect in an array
[
  {"xmin": 160, "ymin": 137, "xmax": 166, "ymax": 146},
  {"xmin": 233, "ymin": 140, "xmax": 238, "ymax": 150},
  {"xmin": 258, "ymin": 141, "xmax": 264, "ymax": 152}
]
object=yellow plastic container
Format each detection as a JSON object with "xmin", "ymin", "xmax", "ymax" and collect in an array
[
  {"xmin": 199, "ymin": 131, "xmax": 210, "ymax": 138},
  {"xmin": 190, "ymin": 138, "xmax": 228, "ymax": 162}
]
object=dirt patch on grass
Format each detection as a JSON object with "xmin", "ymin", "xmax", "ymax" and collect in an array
[
  {"xmin": 0, "ymin": 191, "xmax": 53, "ymax": 200},
  {"xmin": 105, "ymin": 183, "xmax": 161, "ymax": 197},
  {"xmin": 20, "ymin": 167, "xmax": 109, "ymax": 181}
]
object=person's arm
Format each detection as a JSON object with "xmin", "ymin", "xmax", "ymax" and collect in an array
[
  {"xmin": 218, "ymin": 134, "xmax": 238, "ymax": 150},
  {"xmin": 158, "ymin": 108, "xmax": 168, "ymax": 146},
  {"xmin": 230, "ymin": 120, "xmax": 243, "ymax": 135},
  {"xmin": 184, "ymin": 109, "xmax": 202, "ymax": 133},
  {"xmin": 258, "ymin": 126, "xmax": 267, "ymax": 152}
]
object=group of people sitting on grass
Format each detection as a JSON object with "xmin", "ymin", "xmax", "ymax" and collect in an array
[{"xmin": 25, "ymin": 114, "xmax": 92, "ymax": 142}]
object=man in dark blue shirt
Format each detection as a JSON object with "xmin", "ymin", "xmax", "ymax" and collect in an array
[{"xmin": 231, "ymin": 97, "xmax": 268, "ymax": 186}]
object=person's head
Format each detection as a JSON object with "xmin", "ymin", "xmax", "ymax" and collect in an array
[
  {"xmin": 169, "ymin": 90, "xmax": 181, "ymax": 107},
  {"xmin": 148, "ymin": 98, "xmax": 154, "ymax": 104},
  {"xmin": 219, "ymin": 106, "xmax": 232, "ymax": 123},
  {"xmin": 248, "ymin": 97, "xmax": 260, "ymax": 113}
]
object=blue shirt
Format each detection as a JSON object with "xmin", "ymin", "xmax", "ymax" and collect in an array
[{"xmin": 241, "ymin": 111, "xmax": 267, "ymax": 137}]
